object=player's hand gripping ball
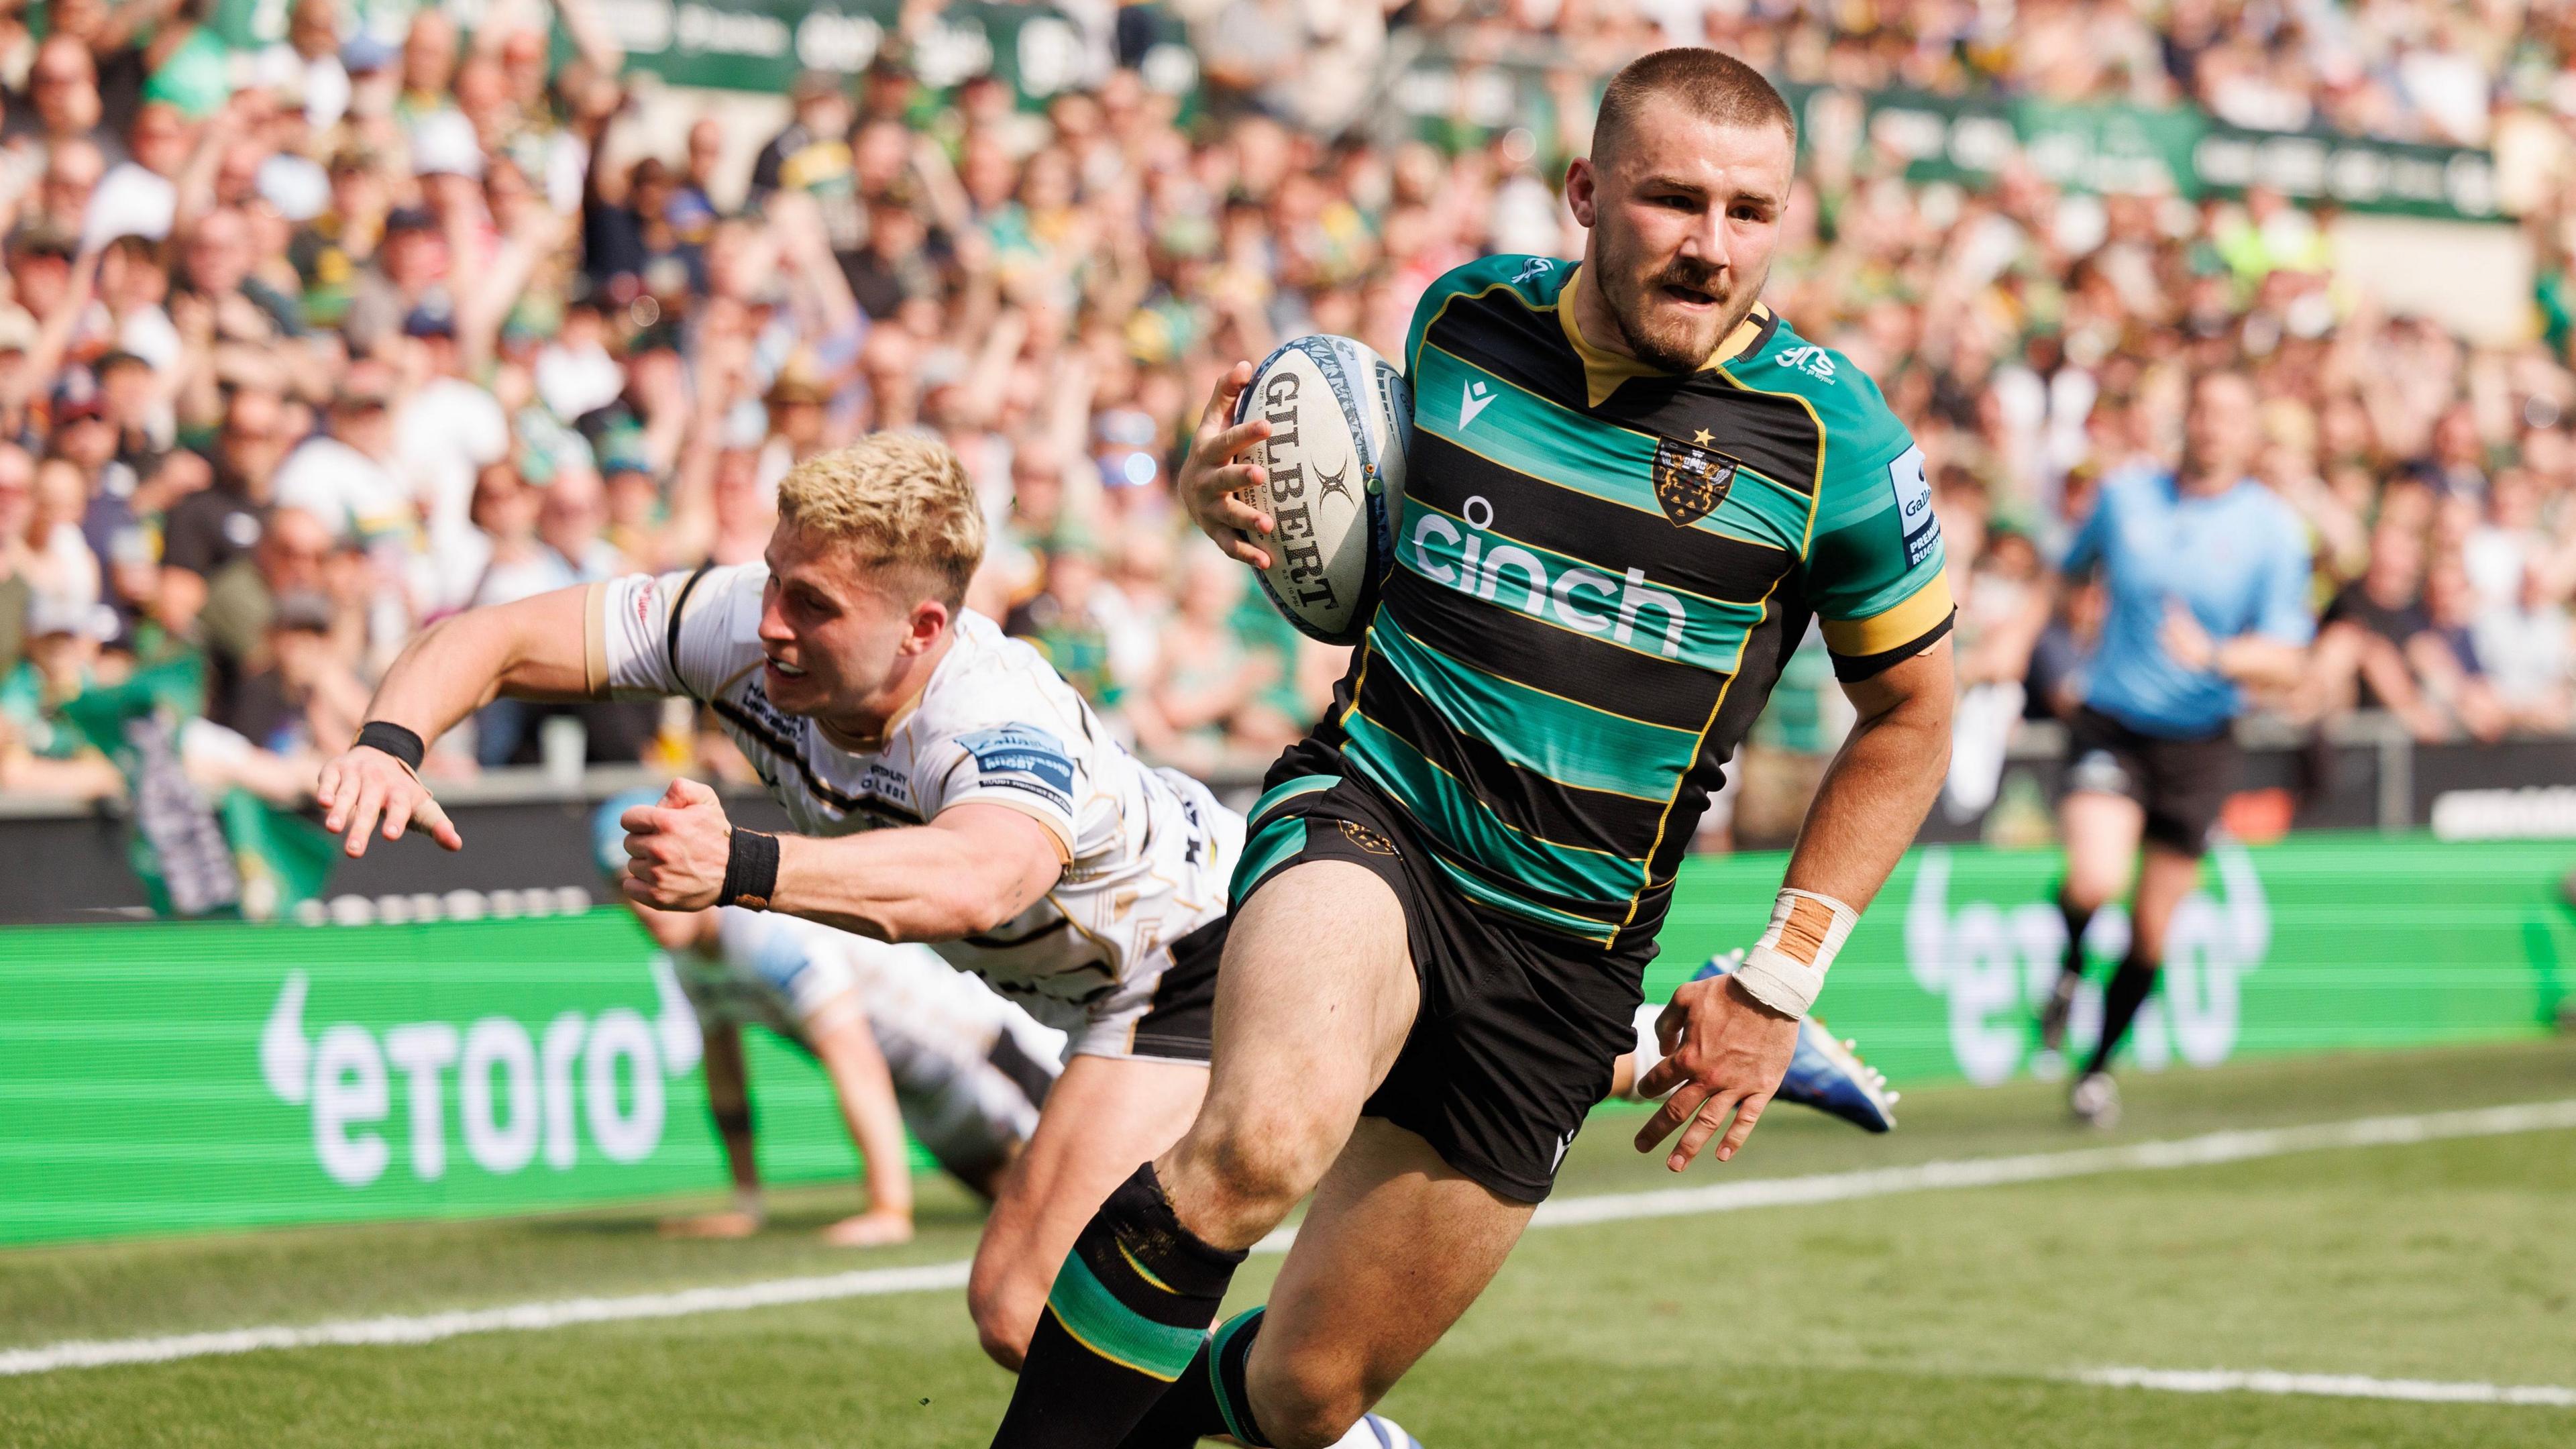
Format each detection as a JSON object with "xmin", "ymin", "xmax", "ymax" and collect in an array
[
  {"xmin": 619, "ymin": 777, "xmax": 735, "ymax": 911},
  {"xmin": 1177, "ymin": 335, "xmax": 1409, "ymax": 645}
]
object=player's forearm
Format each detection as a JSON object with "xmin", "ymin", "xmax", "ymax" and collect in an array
[
  {"xmin": 1782, "ymin": 671, "xmax": 1953, "ymax": 911},
  {"xmin": 2216, "ymin": 636, "xmax": 2308, "ymax": 690},
  {"xmin": 360, "ymin": 590, "xmax": 602, "ymax": 744},
  {"xmin": 819, "ymin": 1038, "xmax": 914, "ymax": 1216},
  {"xmin": 772, "ymin": 827, "xmax": 1053, "ymax": 943}
]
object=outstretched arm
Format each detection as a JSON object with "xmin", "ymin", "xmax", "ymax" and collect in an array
[
  {"xmin": 806, "ymin": 1004, "xmax": 918, "ymax": 1246},
  {"xmin": 621, "ymin": 780, "xmax": 1066, "ymax": 943},
  {"xmin": 317, "ymin": 585, "xmax": 606, "ymax": 855}
]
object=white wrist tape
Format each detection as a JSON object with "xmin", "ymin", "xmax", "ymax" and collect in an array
[{"xmin": 1730, "ymin": 888, "xmax": 1859, "ymax": 1019}]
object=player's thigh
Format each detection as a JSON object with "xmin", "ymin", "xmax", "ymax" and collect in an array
[
  {"xmin": 2128, "ymin": 843, "xmax": 2205, "ymax": 961},
  {"xmin": 2058, "ymin": 788, "xmax": 2144, "ymax": 908},
  {"xmin": 1170, "ymin": 861, "xmax": 1418, "ymax": 1222},
  {"xmin": 1245, "ymin": 1118, "xmax": 1534, "ymax": 1446},
  {"xmin": 968, "ymin": 1051, "xmax": 1208, "ymax": 1366}
]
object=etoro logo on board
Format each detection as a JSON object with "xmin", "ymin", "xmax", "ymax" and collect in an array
[{"xmin": 258, "ymin": 968, "xmax": 704, "ymax": 1189}]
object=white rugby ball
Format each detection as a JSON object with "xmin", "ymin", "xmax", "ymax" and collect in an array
[{"xmin": 1230, "ymin": 334, "xmax": 1411, "ymax": 645}]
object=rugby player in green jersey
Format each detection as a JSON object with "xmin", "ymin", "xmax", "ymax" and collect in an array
[{"xmin": 988, "ymin": 49, "xmax": 1956, "ymax": 1449}]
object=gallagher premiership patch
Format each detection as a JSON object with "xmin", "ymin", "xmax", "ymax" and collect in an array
[
  {"xmin": 1889, "ymin": 445, "xmax": 1939, "ymax": 568},
  {"xmin": 957, "ymin": 726, "xmax": 1076, "ymax": 804}
]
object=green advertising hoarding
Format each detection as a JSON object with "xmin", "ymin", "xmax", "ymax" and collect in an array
[
  {"xmin": 581, "ymin": 0, "xmax": 1098, "ymax": 102},
  {"xmin": 1393, "ymin": 53, "xmax": 2502, "ymax": 221},
  {"xmin": 4, "ymin": 833, "xmax": 2570, "ymax": 1247},
  {"xmin": 0, "ymin": 912, "xmax": 875, "ymax": 1247}
]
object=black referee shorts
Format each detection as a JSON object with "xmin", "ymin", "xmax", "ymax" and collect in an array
[
  {"xmin": 2061, "ymin": 705, "xmax": 2239, "ymax": 857},
  {"xmin": 1232, "ymin": 746, "xmax": 1648, "ymax": 1203}
]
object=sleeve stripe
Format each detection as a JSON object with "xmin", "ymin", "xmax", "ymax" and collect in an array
[
  {"xmin": 581, "ymin": 582, "xmax": 609, "ymax": 696},
  {"xmin": 949, "ymin": 794, "xmax": 1077, "ymax": 863},
  {"xmin": 1821, "ymin": 568, "xmax": 1955, "ymax": 658},
  {"xmin": 664, "ymin": 561, "xmax": 714, "ymax": 702}
]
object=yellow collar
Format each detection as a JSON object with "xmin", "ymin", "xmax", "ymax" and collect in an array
[{"xmin": 1558, "ymin": 264, "xmax": 1772, "ymax": 407}]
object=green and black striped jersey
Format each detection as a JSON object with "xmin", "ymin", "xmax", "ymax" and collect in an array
[{"xmin": 1309, "ymin": 254, "xmax": 1953, "ymax": 951}]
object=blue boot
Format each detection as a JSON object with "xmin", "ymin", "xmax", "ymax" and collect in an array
[{"xmin": 1688, "ymin": 951, "xmax": 1898, "ymax": 1132}]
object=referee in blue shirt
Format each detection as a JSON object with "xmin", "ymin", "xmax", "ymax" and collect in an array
[{"xmin": 2040, "ymin": 372, "xmax": 2314, "ymax": 1126}]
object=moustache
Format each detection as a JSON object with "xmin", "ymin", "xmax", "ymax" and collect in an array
[{"xmin": 1647, "ymin": 262, "xmax": 1729, "ymax": 303}]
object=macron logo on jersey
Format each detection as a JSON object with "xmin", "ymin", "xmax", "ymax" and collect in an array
[{"xmin": 1459, "ymin": 380, "xmax": 1497, "ymax": 429}]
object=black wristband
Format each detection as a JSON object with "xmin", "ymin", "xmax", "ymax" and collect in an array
[
  {"xmin": 356, "ymin": 720, "xmax": 427, "ymax": 772},
  {"xmin": 718, "ymin": 828, "xmax": 780, "ymax": 911}
]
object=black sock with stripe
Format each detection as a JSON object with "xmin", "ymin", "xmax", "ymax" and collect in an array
[
  {"xmin": 2085, "ymin": 950, "xmax": 2161, "ymax": 1076},
  {"xmin": 990, "ymin": 1164, "xmax": 1246, "ymax": 1449},
  {"xmin": 1120, "ymin": 1307, "xmax": 1271, "ymax": 1449},
  {"xmin": 2056, "ymin": 892, "xmax": 2095, "ymax": 981}
]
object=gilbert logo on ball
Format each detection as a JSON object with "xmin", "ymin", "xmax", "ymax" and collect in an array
[{"xmin": 1232, "ymin": 335, "xmax": 1411, "ymax": 645}]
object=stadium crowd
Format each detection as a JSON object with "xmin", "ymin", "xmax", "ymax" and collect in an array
[{"xmin": 6, "ymin": 0, "xmax": 2576, "ymax": 859}]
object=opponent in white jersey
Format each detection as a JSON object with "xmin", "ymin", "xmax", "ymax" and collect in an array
[
  {"xmin": 318, "ymin": 435, "xmax": 1240, "ymax": 1369},
  {"xmin": 595, "ymin": 791, "xmax": 1065, "ymax": 1244},
  {"xmin": 595, "ymin": 566, "xmax": 1241, "ymax": 1059}
]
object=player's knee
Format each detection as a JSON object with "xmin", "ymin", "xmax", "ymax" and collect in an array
[
  {"xmin": 2061, "ymin": 860, "xmax": 2123, "ymax": 912},
  {"xmin": 968, "ymin": 1281, "xmax": 1037, "ymax": 1371},
  {"xmin": 967, "ymin": 1259, "xmax": 1041, "ymax": 1371},
  {"xmin": 1247, "ymin": 1354, "xmax": 1370, "ymax": 1449},
  {"xmin": 1169, "ymin": 1112, "xmax": 1326, "ymax": 1232}
]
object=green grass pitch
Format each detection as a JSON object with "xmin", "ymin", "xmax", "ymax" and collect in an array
[{"xmin": 4, "ymin": 1037, "xmax": 2572, "ymax": 1448}]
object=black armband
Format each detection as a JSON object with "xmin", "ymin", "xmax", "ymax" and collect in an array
[
  {"xmin": 356, "ymin": 720, "xmax": 427, "ymax": 772},
  {"xmin": 718, "ymin": 828, "xmax": 780, "ymax": 911}
]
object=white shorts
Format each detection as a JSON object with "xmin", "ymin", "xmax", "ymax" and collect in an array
[
  {"xmin": 900, "ymin": 1014, "xmax": 1063, "ymax": 1184},
  {"xmin": 1010, "ymin": 914, "xmax": 1228, "ymax": 1063}
]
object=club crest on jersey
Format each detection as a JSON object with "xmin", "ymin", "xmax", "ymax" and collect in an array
[
  {"xmin": 1650, "ymin": 436, "xmax": 1737, "ymax": 527},
  {"xmin": 1337, "ymin": 819, "xmax": 1399, "ymax": 857}
]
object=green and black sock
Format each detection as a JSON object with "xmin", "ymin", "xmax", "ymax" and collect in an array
[
  {"xmin": 1120, "ymin": 1307, "xmax": 1270, "ymax": 1449},
  {"xmin": 990, "ymin": 1164, "xmax": 1245, "ymax": 1449}
]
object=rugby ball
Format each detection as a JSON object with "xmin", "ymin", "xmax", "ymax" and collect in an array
[{"xmin": 1230, "ymin": 335, "xmax": 1411, "ymax": 645}]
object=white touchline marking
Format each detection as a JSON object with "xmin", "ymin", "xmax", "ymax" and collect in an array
[
  {"xmin": 1510, "ymin": 1096, "xmax": 2576, "ymax": 1234},
  {"xmin": 0, "ymin": 1263, "xmax": 972, "ymax": 1377},
  {"xmin": 2076, "ymin": 1366, "xmax": 2576, "ymax": 1409},
  {"xmin": 5, "ymin": 1098, "xmax": 2572, "ymax": 1379}
]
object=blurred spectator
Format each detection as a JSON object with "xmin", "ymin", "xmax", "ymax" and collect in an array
[
  {"xmin": 2475, "ymin": 564, "xmax": 2576, "ymax": 732},
  {"xmin": 221, "ymin": 589, "xmax": 367, "ymax": 757},
  {"xmin": 162, "ymin": 384, "xmax": 287, "ymax": 581},
  {"xmin": 199, "ymin": 504, "xmax": 332, "ymax": 724},
  {"xmin": 0, "ymin": 588, "xmax": 124, "ymax": 800}
]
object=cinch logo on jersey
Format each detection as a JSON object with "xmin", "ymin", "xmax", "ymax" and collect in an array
[
  {"xmin": 958, "ymin": 726, "xmax": 1075, "ymax": 809},
  {"xmin": 1399, "ymin": 494, "xmax": 1745, "ymax": 667}
]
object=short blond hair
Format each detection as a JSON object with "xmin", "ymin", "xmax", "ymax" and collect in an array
[{"xmin": 775, "ymin": 433, "xmax": 985, "ymax": 607}]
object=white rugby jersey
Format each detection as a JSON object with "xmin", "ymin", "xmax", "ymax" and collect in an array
[
  {"xmin": 680, "ymin": 908, "xmax": 1061, "ymax": 1089},
  {"xmin": 590, "ymin": 566, "xmax": 1242, "ymax": 1028}
]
